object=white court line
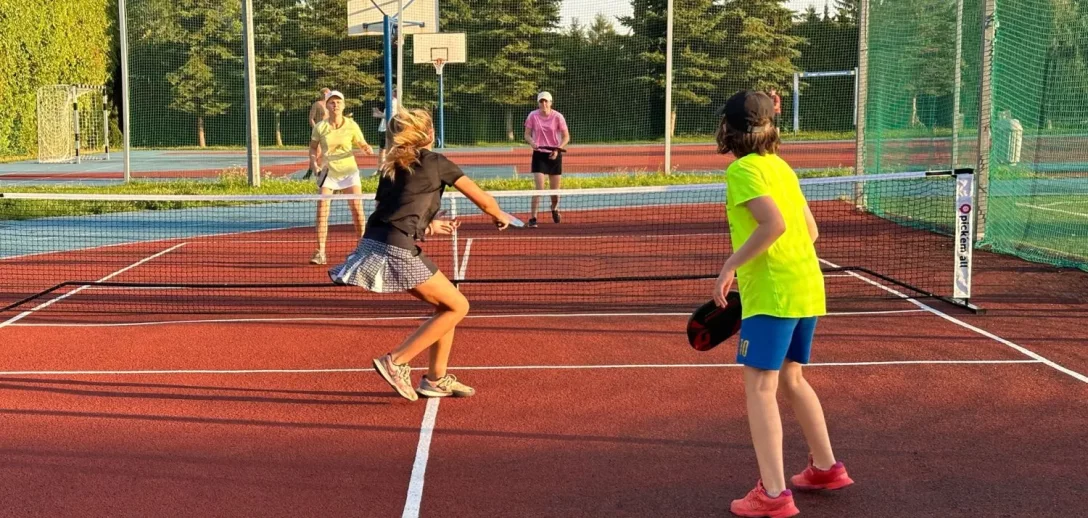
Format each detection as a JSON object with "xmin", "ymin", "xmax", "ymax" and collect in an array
[
  {"xmin": 0, "ymin": 243, "xmax": 187, "ymax": 329},
  {"xmin": 457, "ymin": 238, "xmax": 473, "ymax": 281},
  {"xmin": 1015, "ymin": 202, "xmax": 1088, "ymax": 219},
  {"xmin": 6, "ymin": 309, "xmax": 926, "ymax": 328},
  {"xmin": 0, "ymin": 360, "xmax": 1044, "ymax": 377},
  {"xmin": 1039, "ymin": 200, "xmax": 1079, "ymax": 208},
  {"xmin": 402, "ymin": 398, "xmax": 440, "ymax": 518},
  {"xmin": 820, "ymin": 258, "xmax": 1088, "ymax": 384}
]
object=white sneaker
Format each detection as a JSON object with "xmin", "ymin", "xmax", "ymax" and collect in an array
[{"xmin": 417, "ymin": 374, "xmax": 475, "ymax": 398}]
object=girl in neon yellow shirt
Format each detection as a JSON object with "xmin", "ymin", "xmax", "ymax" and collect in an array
[{"xmin": 713, "ymin": 90, "xmax": 854, "ymax": 518}]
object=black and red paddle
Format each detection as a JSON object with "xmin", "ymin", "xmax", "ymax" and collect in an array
[{"xmin": 686, "ymin": 291, "xmax": 743, "ymax": 351}]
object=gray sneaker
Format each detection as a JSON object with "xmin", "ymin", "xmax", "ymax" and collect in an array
[
  {"xmin": 417, "ymin": 374, "xmax": 476, "ymax": 398},
  {"xmin": 373, "ymin": 354, "xmax": 418, "ymax": 401}
]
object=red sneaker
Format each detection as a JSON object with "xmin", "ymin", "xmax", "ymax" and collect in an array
[
  {"xmin": 790, "ymin": 454, "xmax": 855, "ymax": 491},
  {"xmin": 730, "ymin": 480, "xmax": 800, "ymax": 518}
]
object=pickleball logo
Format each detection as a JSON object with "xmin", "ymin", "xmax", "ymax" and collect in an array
[{"xmin": 958, "ymin": 204, "xmax": 972, "ymax": 265}]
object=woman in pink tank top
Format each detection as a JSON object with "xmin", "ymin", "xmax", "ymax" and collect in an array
[{"xmin": 523, "ymin": 91, "xmax": 570, "ymax": 228}]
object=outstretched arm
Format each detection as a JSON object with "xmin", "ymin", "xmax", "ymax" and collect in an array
[{"xmin": 453, "ymin": 176, "xmax": 510, "ymax": 229}]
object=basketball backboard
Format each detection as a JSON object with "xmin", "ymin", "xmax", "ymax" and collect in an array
[
  {"xmin": 412, "ymin": 33, "xmax": 467, "ymax": 64},
  {"xmin": 347, "ymin": 0, "xmax": 438, "ymax": 36}
]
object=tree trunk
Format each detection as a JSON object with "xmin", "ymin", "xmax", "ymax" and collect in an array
[
  {"xmin": 505, "ymin": 108, "xmax": 514, "ymax": 141},
  {"xmin": 670, "ymin": 109, "xmax": 677, "ymax": 138},
  {"xmin": 197, "ymin": 116, "xmax": 206, "ymax": 148},
  {"xmin": 275, "ymin": 112, "xmax": 283, "ymax": 147}
]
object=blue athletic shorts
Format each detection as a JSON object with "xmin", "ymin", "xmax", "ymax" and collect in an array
[{"xmin": 736, "ymin": 315, "xmax": 819, "ymax": 371}]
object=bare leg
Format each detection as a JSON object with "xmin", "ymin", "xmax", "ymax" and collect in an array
[
  {"xmin": 345, "ymin": 183, "xmax": 366, "ymax": 238},
  {"xmin": 426, "ymin": 323, "xmax": 455, "ymax": 381},
  {"xmin": 389, "ymin": 271, "xmax": 469, "ymax": 365},
  {"xmin": 744, "ymin": 366, "xmax": 786, "ymax": 496},
  {"xmin": 780, "ymin": 360, "xmax": 837, "ymax": 469},
  {"xmin": 548, "ymin": 174, "xmax": 561, "ymax": 212},
  {"xmin": 530, "ymin": 172, "xmax": 545, "ymax": 220},
  {"xmin": 315, "ymin": 186, "xmax": 333, "ymax": 257}
]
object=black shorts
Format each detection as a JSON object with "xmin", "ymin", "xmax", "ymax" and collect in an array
[
  {"xmin": 378, "ymin": 130, "xmax": 387, "ymax": 150},
  {"xmin": 531, "ymin": 150, "xmax": 563, "ymax": 175}
]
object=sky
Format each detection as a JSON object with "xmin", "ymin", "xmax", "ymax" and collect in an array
[{"xmin": 559, "ymin": 0, "xmax": 830, "ymax": 33}]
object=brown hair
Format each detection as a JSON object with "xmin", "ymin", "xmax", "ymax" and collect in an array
[
  {"xmin": 381, "ymin": 108, "xmax": 434, "ymax": 178},
  {"xmin": 715, "ymin": 118, "xmax": 780, "ymax": 158}
]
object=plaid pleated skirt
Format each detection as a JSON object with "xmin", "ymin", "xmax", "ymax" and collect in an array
[{"xmin": 328, "ymin": 238, "xmax": 438, "ymax": 293}]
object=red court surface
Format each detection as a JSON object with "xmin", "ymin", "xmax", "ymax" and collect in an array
[{"xmin": 2, "ymin": 247, "xmax": 1086, "ymax": 517}]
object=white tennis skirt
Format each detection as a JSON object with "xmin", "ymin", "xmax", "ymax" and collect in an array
[{"xmin": 318, "ymin": 169, "xmax": 361, "ymax": 191}]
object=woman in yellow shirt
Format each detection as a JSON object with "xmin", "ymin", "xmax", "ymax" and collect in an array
[
  {"xmin": 713, "ymin": 90, "xmax": 853, "ymax": 518},
  {"xmin": 308, "ymin": 90, "xmax": 374, "ymax": 265}
]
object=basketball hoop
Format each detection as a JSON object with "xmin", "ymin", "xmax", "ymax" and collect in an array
[{"xmin": 432, "ymin": 58, "xmax": 446, "ymax": 75}]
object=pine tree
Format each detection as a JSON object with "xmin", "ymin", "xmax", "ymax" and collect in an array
[
  {"xmin": 721, "ymin": 0, "xmax": 803, "ymax": 93},
  {"xmin": 621, "ymin": 0, "xmax": 729, "ymax": 137},
  {"xmin": 137, "ymin": 0, "xmax": 241, "ymax": 147},
  {"xmin": 442, "ymin": 0, "xmax": 564, "ymax": 141},
  {"xmin": 254, "ymin": 2, "xmax": 312, "ymax": 147},
  {"xmin": 834, "ymin": 0, "xmax": 860, "ymax": 27}
]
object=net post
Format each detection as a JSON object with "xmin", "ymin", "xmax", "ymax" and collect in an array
[
  {"xmin": 975, "ymin": 0, "xmax": 996, "ymax": 241},
  {"xmin": 953, "ymin": 169, "xmax": 976, "ymax": 304}
]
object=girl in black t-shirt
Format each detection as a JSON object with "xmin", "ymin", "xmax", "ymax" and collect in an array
[{"xmin": 329, "ymin": 108, "xmax": 511, "ymax": 401}]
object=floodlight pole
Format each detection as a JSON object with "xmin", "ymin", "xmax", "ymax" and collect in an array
[
  {"xmin": 119, "ymin": 0, "xmax": 131, "ymax": 182},
  {"xmin": 241, "ymin": 0, "xmax": 261, "ymax": 187},
  {"xmin": 953, "ymin": 0, "xmax": 964, "ymax": 170}
]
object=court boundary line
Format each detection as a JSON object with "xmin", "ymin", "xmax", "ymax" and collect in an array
[
  {"xmin": 820, "ymin": 258, "xmax": 1088, "ymax": 383},
  {"xmin": 5, "ymin": 309, "xmax": 927, "ymax": 327},
  {"xmin": 1015, "ymin": 202, "xmax": 1088, "ymax": 219},
  {"xmin": 0, "ymin": 359, "xmax": 1044, "ymax": 377},
  {"xmin": 0, "ymin": 243, "xmax": 187, "ymax": 329},
  {"xmin": 403, "ymin": 398, "xmax": 440, "ymax": 518}
]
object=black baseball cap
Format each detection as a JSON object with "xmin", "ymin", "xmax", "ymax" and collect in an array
[{"xmin": 717, "ymin": 90, "xmax": 776, "ymax": 133}]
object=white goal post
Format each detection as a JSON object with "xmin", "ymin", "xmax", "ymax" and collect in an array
[{"xmin": 37, "ymin": 85, "xmax": 111, "ymax": 164}]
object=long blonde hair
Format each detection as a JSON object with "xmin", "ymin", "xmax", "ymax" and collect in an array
[{"xmin": 381, "ymin": 108, "xmax": 434, "ymax": 178}]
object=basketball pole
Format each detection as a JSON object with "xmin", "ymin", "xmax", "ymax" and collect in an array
[
  {"xmin": 438, "ymin": 64, "xmax": 445, "ymax": 148},
  {"xmin": 383, "ymin": 15, "xmax": 394, "ymax": 140},
  {"xmin": 396, "ymin": 0, "xmax": 404, "ymax": 102}
]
